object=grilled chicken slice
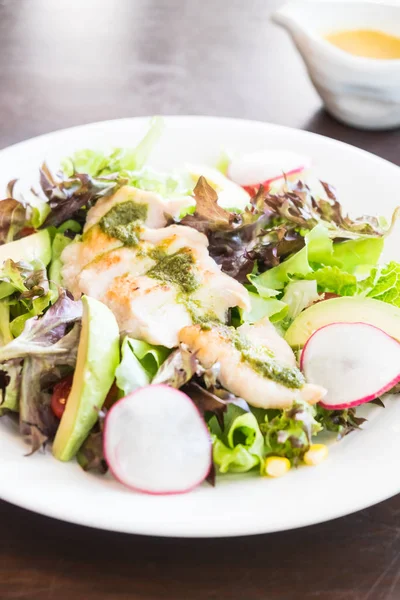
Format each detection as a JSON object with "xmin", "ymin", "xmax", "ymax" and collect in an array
[
  {"xmin": 104, "ymin": 275, "xmax": 192, "ymax": 347},
  {"xmin": 84, "ymin": 185, "xmax": 193, "ymax": 232},
  {"xmin": 63, "ymin": 187, "xmax": 194, "ymax": 296},
  {"xmin": 61, "ymin": 226, "xmax": 124, "ymax": 298},
  {"xmin": 62, "ymin": 221, "xmax": 250, "ymax": 347},
  {"xmin": 179, "ymin": 318, "xmax": 326, "ymax": 409}
]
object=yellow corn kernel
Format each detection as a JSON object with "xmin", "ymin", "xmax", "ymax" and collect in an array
[
  {"xmin": 303, "ymin": 444, "xmax": 328, "ymax": 466},
  {"xmin": 264, "ymin": 456, "xmax": 291, "ymax": 478}
]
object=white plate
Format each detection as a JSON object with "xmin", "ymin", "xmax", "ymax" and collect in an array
[{"xmin": 0, "ymin": 116, "xmax": 399, "ymax": 538}]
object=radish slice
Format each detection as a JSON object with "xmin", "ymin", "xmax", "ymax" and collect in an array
[
  {"xmin": 300, "ymin": 322, "xmax": 400, "ymax": 409},
  {"xmin": 228, "ymin": 150, "xmax": 311, "ymax": 195},
  {"xmin": 103, "ymin": 385, "xmax": 212, "ymax": 495}
]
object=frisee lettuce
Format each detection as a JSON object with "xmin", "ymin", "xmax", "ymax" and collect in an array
[{"xmin": 261, "ymin": 401, "xmax": 322, "ymax": 464}]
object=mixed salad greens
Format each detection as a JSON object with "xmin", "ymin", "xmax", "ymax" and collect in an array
[{"xmin": 1, "ymin": 117, "xmax": 400, "ymax": 494}]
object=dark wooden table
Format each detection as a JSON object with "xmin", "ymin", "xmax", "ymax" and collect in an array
[{"xmin": 0, "ymin": 1, "xmax": 399, "ymax": 598}]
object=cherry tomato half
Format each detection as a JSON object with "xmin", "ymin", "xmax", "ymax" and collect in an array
[
  {"xmin": 51, "ymin": 374, "xmax": 73, "ymax": 419},
  {"xmin": 18, "ymin": 227, "xmax": 36, "ymax": 239}
]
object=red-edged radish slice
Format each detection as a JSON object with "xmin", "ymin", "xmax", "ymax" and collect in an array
[
  {"xmin": 104, "ymin": 385, "xmax": 212, "ymax": 495},
  {"xmin": 300, "ymin": 322, "xmax": 400, "ymax": 409},
  {"xmin": 228, "ymin": 150, "xmax": 311, "ymax": 195}
]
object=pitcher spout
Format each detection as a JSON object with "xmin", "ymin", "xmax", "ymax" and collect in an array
[{"xmin": 272, "ymin": 1, "xmax": 307, "ymax": 39}]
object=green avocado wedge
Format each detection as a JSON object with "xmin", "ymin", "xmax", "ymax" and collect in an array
[
  {"xmin": 285, "ymin": 296, "xmax": 400, "ymax": 350},
  {"xmin": 0, "ymin": 230, "xmax": 51, "ymax": 266},
  {"xmin": 52, "ymin": 295, "xmax": 120, "ymax": 462}
]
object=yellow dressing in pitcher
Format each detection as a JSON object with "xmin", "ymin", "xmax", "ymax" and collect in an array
[{"xmin": 325, "ymin": 29, "xmax": 400, "ymax": 59}]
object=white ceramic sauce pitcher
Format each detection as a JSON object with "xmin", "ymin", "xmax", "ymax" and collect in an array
[{"xmin": 272, "ymin": 0, "xmax": 400, "ymax": 130}]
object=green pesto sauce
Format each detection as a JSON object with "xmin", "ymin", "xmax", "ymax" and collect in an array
[
  {"xmin": 219, "ymin": 323, "xmax": 304, "ymax": 389},
  {"xmin": 181, "ymin": 298, "xmax": 219, "ymax": 330},
  {"xmin": 147, "ymin": 246, "xmax": 168, "ymax": 262},
  {"xmin": 147, "ymin": 247, "xmax": 199, "ymax": 294},
  {"xmin": 99, "ymin": 200, "xmax": 148, "ymax": 246}
]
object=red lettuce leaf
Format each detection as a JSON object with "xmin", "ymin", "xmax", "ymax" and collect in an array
[
  {"xmin": 77, "ymin": 414, "xmax": 108, "ymax": 474},
  {"xmin": 0, "ymin": 289, "xmax": 82, "ymax": 362},
  {"xmin": 181, "ymin": 176, "xmax": 237, "ymax": 233},
  {"xmin": 316, "ymin": 406, "xmax": 367, "ymax": 440},
  {"xmin": 183, "ymin": 381, "xmax": 249, "ymax": 430},
  {"xmin": 19, "ymin": 323, "xmax": 81, "ymax": 453},
  {"xmin": 0, "ymin": 198, "xmax": 27, "ymax": 244},
  {"xmin": 261, "ymin": 180, "xmax": 389, "ymax": 239},
  {"xmin": 180, "ymin": 177, "xmax": 395, "ymax": 284},
  {"xmin": 39, "ymin": 163, "xmax": 126, "ymax": 228}
]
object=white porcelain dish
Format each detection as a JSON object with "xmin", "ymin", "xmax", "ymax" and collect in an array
[
  {"xmin": 273, "ymin": 0, "xmax": 400, "ymax": 130},
  {"xmin": 0, "ymin": 116, "xmax": 399, "ymax": 538}
]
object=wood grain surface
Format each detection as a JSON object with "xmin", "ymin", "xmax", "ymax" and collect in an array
[{"xmin": 0, "ymin": 1, "xmax": 399, "ymax": 598}]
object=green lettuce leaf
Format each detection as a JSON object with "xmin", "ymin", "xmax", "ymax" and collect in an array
[
  {"xmin": 61, "ymin": 150, "xmax": 109, "ymax": 178},
  {"xmin": 128, "ymin": 167, "xmax": 193, "ymax": 198},
  {"xmin": 63, "ymin": 117, "xmax": 164, "ymax": 177},
  {"xmin": 109, "ymin": 117, "xmax": 164, "ymax": 172},
  {"xmin": 115, "ymin": 336, "xmax": 170, "ymax": 396},
  {"xmin": 249, "ymin": 225, "xmax": 327, "ymax": 291},
  {"xmin": 364, "ymin": 262, "xmax": 400, "ymax": 307},
  {"xmin": 49, "ymin": 232, "xmax": 73, "ymax": 287},
  {"xmin": 250, "ymin": 224, "xmax": 384, "ymax": 292},
  {"xmin": 302, "ymin": 266, "xmax": 357, "ymax": 296},
  {"xmin": 212, "ymin": 436, "xmax": 261, "ymax": 473},
  {"xmin": 240, "ymin": 291, "xmax": 288, "ymax": 324},
  {"xmin": 0, "ymin": 260, "xmax": 55, "ymax": 340},
  {"xmin": 209, "ymin": 404, "xmax": 264, "ymax": 473},
  {"xmin": 28, "ymin": 195, "xmax": 50, "ymax": 229},
  {"xmin": 280, "ymin": 280, "xmax": 319, "ymax": 321},
  {"xmin": 332, "ymin": 237, "xmax": 383, "ymax": 273},
  {"xmin": 0, "ymin": 301, "xmax": 12, "ymax": 346},
  {"xmin": 250, "ymin": 245, "xmax": 310, "ymax": 291},
  {"xmin": 127, "ymin": 339, "xmax": 170, "ymax": 377}
]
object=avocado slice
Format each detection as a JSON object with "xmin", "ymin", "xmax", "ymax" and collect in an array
[
  {"xmin": 0, "ymin": 230, "xmax": 51, "ymax": 266},
  {"xmin": 285, "ymin": 296, "xmax": 400, "ymax": 349},
  {"xmin": 52, "ymin": 295, "xmax": 120, "ymax": 461}
]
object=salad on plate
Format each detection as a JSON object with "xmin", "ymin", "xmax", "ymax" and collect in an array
[{"xmin": 1, "ymin": 117, "xmax": 400, "ymax": 495}]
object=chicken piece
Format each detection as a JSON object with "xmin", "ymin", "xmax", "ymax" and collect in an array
[
  {"xmin": 61, "ymin": 226, "xmax": 124, "ymax": 298},
  {"xmin": 75, "ymin": 245, "xmax": 156, "ymax": 300},
  {"xmin": 72, "ymin": 225, "xmax": 203, "ymax": 298},
  {"xmin": 179, "ymin": 318, "xmax": 326, "ymax": 409},
  {"xmin": 104, "ymin": 275, "xmax": 192, "ymax": 347},
  {"xmin": 62, "ymin": 190, "xmax": 195, "ymax": 296},
  {"xmin": 84, "ymin": 185, "xmax": 193, "ymax": 232},
  {"xmin": 143, "ymin": 225, "xmax": 250, "ymax": 320},
  {"xmin": 191, "ymin": 271, "xmax": 251, "ymax": 323},
  {"xmin": 239, "ymin": 319, "xmax": 296, "ymax": 368},
  {"xmin": 99, "ymin": 225, "xmax": 249, "ymax": 347},
  {"xmin": 63, "ymin": 221, "xmax": 250, "ymax": 347}
]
